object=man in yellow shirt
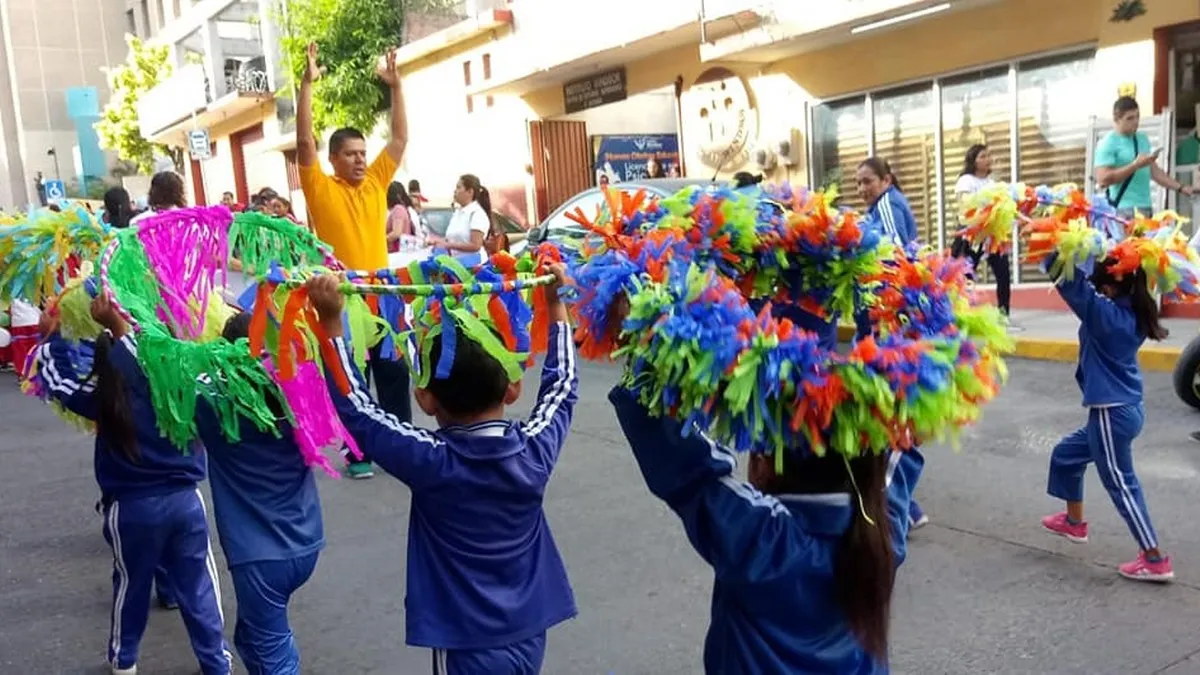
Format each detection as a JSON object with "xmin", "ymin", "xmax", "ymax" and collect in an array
[{"xmin": 298, "ymin": 42, "xmax": 410, "ymax": 479}]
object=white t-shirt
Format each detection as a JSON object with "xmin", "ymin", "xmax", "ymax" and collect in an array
[
  {"xmin": 955, "ymin": 174, "xmax": 992, "ymax": 197},
  {"xmin": 10, "ymin": 299, "xmax": 40, "ymax": 327},
  {"xmin": 444, "ymin": 201, "xmax": 490, "ymax": 245}
]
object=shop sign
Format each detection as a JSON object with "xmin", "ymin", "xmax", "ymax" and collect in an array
[
  {"xmin": 593, "ymin": 134, "xmax": 681, "ymax": 183},
  {"xmin": 564, "ymin": 68, "xmax": 627, "ymax": 114},
  {"xmin": 685, "ymin": 67, "xmax": 758, "ymax": 171}
]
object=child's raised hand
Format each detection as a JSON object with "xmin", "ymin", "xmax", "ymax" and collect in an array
[
  {"xmin": 89, "ymin": 293, "xmax": 127, "ymax": 337},
  {"xmin": 543, "ymin": 263, "xmax": 569, "ymax": 323},
  {"xmin": 305, "ymin": 274, "xmax": 345, "ymax": 324}
]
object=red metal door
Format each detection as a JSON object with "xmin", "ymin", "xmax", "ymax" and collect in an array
[{"xmin": 529, "ymin": 119, "xmax": 590, "ymax": 221}]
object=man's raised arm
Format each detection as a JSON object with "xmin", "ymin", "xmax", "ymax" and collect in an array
[
  {"xmin": 297, "ymin": 42, "xmax": 321, "ymax": 167},
  {"xmin": 376, "ymin": 50, "xmax": 408, "ymax": 163}
]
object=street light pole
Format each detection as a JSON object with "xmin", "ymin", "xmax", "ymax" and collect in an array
[{"xmin": 46, "ymin": 147, "xmax": 60, "ymax": 182}]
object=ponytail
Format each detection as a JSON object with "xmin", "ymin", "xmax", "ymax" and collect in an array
[
  {"xmin": 460, "ymin": 173, "xmax": 494, "ymax": 233},
  {"xmin": 94, "ymin": 333, "xmax": 139, "ymax": 462},
  {"xmin": 1130, "ymin": 268, "xmax": 1168, "ymax": 341},
  {"xmin": 833, "ymin": 455, "xmax": 894, "ymax": 663}
]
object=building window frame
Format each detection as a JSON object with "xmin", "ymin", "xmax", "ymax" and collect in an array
[{"xmin": 807, "ymin": 43, "xmax": 1098, "ymax": 287}]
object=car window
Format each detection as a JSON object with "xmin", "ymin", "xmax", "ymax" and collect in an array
[{"xmin": 422, "ymin": 209, "xmax": 453, "ymax": 237}]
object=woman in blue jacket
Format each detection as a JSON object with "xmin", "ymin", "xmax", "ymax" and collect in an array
[
  {"xmin": 1041, "ymin": 256, "xmax": 1173, "ymax": 582},
  {"xmin": 854, "ymin": 156, "xmax": 928, "ymax": 531},
  {"xmin": 34, "ymin": 293, "xmax": 232, "ymax": 675},
  {"xmin": 611, "ymin": 389, "xmax": 923, "ymax": 673}
]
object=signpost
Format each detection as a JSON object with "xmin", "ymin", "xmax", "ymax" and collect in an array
[
  {"xmin": 563, "ymin": 67, "xmax": 627, "ymax": 114},
  {"xmin": 188, "ymin": 129, "xmax": 212, "ymax": 160},
  {"xmin": 43, "ymin": 179, "xmax": 66, "ymax": 201}
]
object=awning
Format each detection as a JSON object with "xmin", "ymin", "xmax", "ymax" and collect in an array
[
  {"xmin": 465, "ymin": 10, "xmax": 762, "ymax": 98},
  {"xmin": 145, "ymin": 90, "xmax": 275, "ymax": 146}
]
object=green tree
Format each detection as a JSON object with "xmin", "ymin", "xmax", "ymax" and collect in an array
[
  {"xmin": 279, "ymin": 0, "xmax": 407, "ymax": 134},
  {"xmin": 95, "ymin": 35, "xmax": 182, "ymax": 174}
]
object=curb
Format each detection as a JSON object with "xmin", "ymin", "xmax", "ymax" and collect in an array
[{"xmin": 835, "ymin": 325, "xmax": 1181, "ymax": 373}]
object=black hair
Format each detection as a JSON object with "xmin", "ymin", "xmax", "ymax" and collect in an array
[
  {"xmin": 222, "ymin": 191, "xmax": 235, "ymax": 199},
  {"xmin": 103, "ymin": 187, "xmax": 133, "ymax": 229},
  {"xmin": 222, "ymin": 312, "xmax": 287, "ymax": 417},
  {"xmin": 424, "ymin": 323, "xmax": 510, "ymax": 418},
  {"xmin": 961, "ymin": 144, "xmax": 988, "ymax": 178},
  {"xmin": 1113, "ymin": 96, "xmax": 1140, "ymax": 118},
  {"xmin": 408, "ymin": 179, "xmax": 421, "ymax": 193},
  {"xmin": 752, "ymin": 452, "xmax": 894, "ymax": 662},
  {"xmin": 148, "ymin": 171, "xmax": 186, "ymax": 209},
  {"xmin": 459, "ymin": 174, "xmax": 494, "ymax": 230},
  {"xmin": 48, "ymin": 204, "xmax": 62, "ymax": 212},
  {"xmin": 94, "ymin": 332, "xmax": 139, "ymax": 462},
  {"xmin": 1090, "ymin": 261, "xmax": 1169, "ymax": 341},
  {"xmin": 733, "ymin": 171, "xmax": 764, "ymax": 188},
  {"xmin": 329, "ymin": 128, "xmax": 366, "ymax": 155},
  {"xmin": 387, "ymin": 181, "xmax": 414, "ymax": 210},
  {"xmin": 646, "ymin": 156, "xmax": 665, "ymax": 178},
  {"xmin": 859, "ymin": 156, "xmax": 902, "ymax": 193}
]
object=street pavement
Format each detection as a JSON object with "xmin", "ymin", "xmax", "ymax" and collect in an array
[{"xmin": 3, "ymin": 356, "xmax": 1200, "ymax": 675}]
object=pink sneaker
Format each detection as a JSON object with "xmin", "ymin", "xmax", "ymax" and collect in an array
[
  {"xmin": 1041, "ymin": 512, "xmax": 1088, "ymax": 543},
  {"xmin": 1119, "ymin": 552, "xmax": 1174, "ymax": 583}
]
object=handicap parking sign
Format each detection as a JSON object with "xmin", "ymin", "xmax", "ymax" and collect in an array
[{"xmin": 43, "ymin": 179, "xmax": 65, "ymax": 201}]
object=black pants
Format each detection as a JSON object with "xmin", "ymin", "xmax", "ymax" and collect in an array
[
  {"xmin": 951, "ymin": 237, "xmax": 1011, "ymax": 316},
  {"xmin": 353, "ymin": 344, "xmax": 412, "ymax": 468}
]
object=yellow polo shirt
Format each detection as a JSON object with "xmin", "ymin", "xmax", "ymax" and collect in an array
[{"xmin": 299, "ymin": 151, "xmax": 397, "ymax": 270}]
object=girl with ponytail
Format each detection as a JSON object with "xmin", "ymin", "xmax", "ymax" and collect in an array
[
  {"xmin": 607, "ymin": 302, "xmax": 923, "ymax": 672},
  {"xmin": 1041, "ymin": 254, "xmax": 1173, "ymax": 582}
]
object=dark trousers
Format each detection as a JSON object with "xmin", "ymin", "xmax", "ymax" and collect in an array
[
  {"xmin": 366, "ymin": 342, "xmax": 412, "ymax": 424},
  {"xmin": 951, "ymin": 237, "xmax": 1011, "ymax": 316}
]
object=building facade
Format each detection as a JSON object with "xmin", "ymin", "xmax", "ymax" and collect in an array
[
  {"xmin": 0, "ymin": 0, "xmax": 130, "ymax": 208},
  {"xmin": 386, "ymin": 0, "xmax": 1200, "ymax": 294}
]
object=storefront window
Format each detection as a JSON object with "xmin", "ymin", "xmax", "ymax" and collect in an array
[
  {"xmin": 873, "ymin": 85, "xmax": 937, "ymax": 245},
  {"xmin": 811, "ymin": 97, "xmax": 868, "ymax": 211},
  {"xmin": 1017, "ymin": 52, "xmax": 1095, "ymax": 281},
  {"xmin": 941, "ymin": 67, "xmax": 1011, "ymax": 281}
]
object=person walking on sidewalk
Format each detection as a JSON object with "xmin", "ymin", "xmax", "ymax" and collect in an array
[
  {"xmin": 1096, "ymin": 96, "xmax": 1194, "ymax": 220},
  {"xmin": 297, "ymin": 42, "xmax": 411, "ymax": 479},
  {"xmin": 950, "ymin": 144, "xmax": 1018, "ymax": 327}
]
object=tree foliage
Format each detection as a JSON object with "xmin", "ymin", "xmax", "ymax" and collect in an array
[
  {"xmin": 280, "ymin": 0, "xmax": 406, "ymax": 134},
  {"xmin": 95, "ymin": 35, "xmax": 181, "ymax": 174}
]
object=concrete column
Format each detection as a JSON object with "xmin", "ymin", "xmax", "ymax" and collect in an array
[
  {"xmin": 257, "ymin": 0, "xmax": 284, "ymax": 93},
  {"xmin": 0, "ymin": 3, "xmax": 27, "ymax": 207},
  {"xmin": 200, "ymin": 19, "xmax": 225, "ymax": 99}
]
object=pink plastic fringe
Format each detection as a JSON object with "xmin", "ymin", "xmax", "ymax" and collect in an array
[
  {"xmin": 269, "ymin": 359, "xmax": 362, "ymax": 478},
  {"xmin": 135, "ymin": 206, "xmax": 232, "ymax": 340}
]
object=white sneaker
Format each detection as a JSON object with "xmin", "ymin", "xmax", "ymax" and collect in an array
[{"xmin": 112, "ymin": 665, "xmax": 137, "ymax": 675}]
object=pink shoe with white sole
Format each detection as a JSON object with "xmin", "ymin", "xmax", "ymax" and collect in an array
[
  {"xmin": 1041, "ymin": 512, "xmax": 1088, "ymax": 543},
  {"xmin": 1118, "ymin": 552, "xmax": 1174, "ymax": 583}
]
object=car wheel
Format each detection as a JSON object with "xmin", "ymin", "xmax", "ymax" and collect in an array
[{"xmin": 1172, "ymin": 333, "xmax": 1200, "ymax": 410}]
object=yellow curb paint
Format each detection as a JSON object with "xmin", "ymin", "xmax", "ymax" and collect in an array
[{"xmin": 836, "ymin": 326, "xmax": 1181, "ymax": 373}]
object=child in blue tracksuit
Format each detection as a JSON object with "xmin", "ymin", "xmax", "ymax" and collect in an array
[
  {"xmin": 1041, "ymin": 255, "xmax": 1173, "ymax": 582},
  {"xmin": 610, "ymin": 388, "xmax": 923, "ymax": 673},
  {"xmin": 193, "ymin": 311, "xmax": 325, "ymax": 673},
  {"xmin": 307, "ymin": 270, "xmax": 578, "ymax": 675},
  {"xmin": 33, "ymin": 294, "xmax": 231, "ymax": 675},
  {"xmin": 855, "ymin": 156, "xmax": 928, "ymax": 531}
]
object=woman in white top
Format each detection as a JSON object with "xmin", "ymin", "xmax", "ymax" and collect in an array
[
  {"xmin": 428, "ymin": 174, "xmax": 492, "ymax": 264},
  {"xmin": 950, "ymin": 144, "xmax": 1012, "ymax": 317}
]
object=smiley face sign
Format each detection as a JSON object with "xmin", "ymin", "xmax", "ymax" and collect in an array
[{"xmin": 685, "ymin": 67, "xmax": 758, "ymax": 172}]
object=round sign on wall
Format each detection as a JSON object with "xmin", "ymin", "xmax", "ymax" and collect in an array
[{"xmin": 684, "ymin": 67, "xmax": 758, "ymax": 172}]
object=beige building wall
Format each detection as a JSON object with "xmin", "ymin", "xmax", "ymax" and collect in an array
[{"xmin": 0, "ymin": 0, "xmax": 130, "ymax": 208}]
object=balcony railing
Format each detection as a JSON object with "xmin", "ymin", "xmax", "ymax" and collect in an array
[{"xmin": 226, "ymin": 67, "xmax": 271, "ymax": 95}]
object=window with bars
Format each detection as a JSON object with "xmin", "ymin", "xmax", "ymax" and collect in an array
[{"xmin": 808, "ymin": 49, "xmax": 1096, "ymax": 285}]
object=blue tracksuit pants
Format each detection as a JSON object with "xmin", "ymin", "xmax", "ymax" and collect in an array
[
  {"xmin": 102, "ymin": 489, "xmax": 231, "ymax": 674},
  {"xmin": 1047, "ymin": 404, "xmax": 1159, "ymax": 551},
  {"xmin": 229, "ymin": 553, "xmax": 320, "ymax": 675},
  {"xmin": 431, "ymin": 632, "xmax": 546, "ymax": 675}
]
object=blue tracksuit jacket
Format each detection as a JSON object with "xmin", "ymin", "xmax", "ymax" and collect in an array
[
  {"xmin": 1054, "ymin": 266, "xmax": 1145, "ymax": 407},
  {"xmin": 35, "ymin": 331, "xmax": 207, "ymax": 500},
  {"xmin": 325, "ymin": 321, "xmax": 579, "ymax": 650},
  {"xmin": 867, "ymin": 186, "xmax": 919, "ymax": 247},
  {"xmin": 610, "ymin": 387, "xmax": 923, "ymax": 674}
]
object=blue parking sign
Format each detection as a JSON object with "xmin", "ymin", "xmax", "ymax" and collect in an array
[{"xmin": 43, "ymin": 179, "xmax": 65, "ymax": 201}]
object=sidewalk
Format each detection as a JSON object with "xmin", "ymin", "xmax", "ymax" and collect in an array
[{"xmin": 835, "ymin": 309, "xmax": 1197, "ymax": 373}]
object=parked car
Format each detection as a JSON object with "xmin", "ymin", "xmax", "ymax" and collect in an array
[{"xmin": 522, "ymin": 179, "xmax": 720, "ymax": 254}]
